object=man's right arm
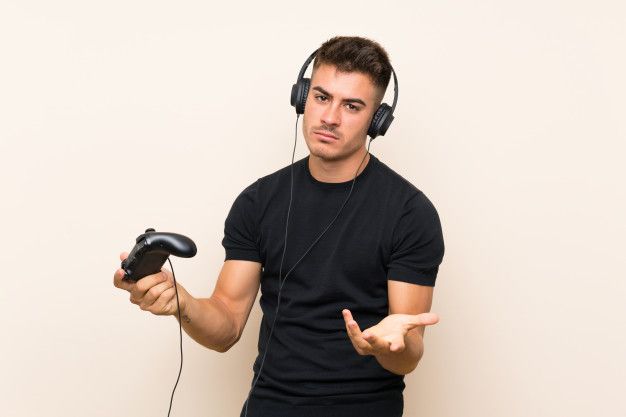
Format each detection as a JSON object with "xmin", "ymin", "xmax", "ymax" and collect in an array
[
  {"xmin": 114, "ymin": 253, "xmax": 262, "ymax": 353},
  {"xmin": 177, "ymin": 260, "xmax": 262, "ymax": 352}
]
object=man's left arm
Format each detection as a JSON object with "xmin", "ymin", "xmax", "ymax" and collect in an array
[
  {"xmin": 342, "ymin": 191, "xmax": 444, "ymax": 374},
  {"xmin": 342, "ymin": 281, "xmax": 437, "ymax": 375}
]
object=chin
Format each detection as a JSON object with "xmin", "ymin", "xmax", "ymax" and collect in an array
[
  {"xmin": 308, "ymin": 146, "xmax": 349, "ymax": 162},
  {"xmin": 304, "ymin": 131, "xmax": 364, "ymax": 163}
]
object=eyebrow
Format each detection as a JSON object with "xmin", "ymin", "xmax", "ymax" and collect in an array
[{"xmin": 312, "ymin": 86, "xmax": 367, "ymax": 107}]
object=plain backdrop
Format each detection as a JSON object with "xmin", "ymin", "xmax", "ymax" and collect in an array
[{"xmin": 1, "ymin": 1, "xmax": 624, "ymax": 416}]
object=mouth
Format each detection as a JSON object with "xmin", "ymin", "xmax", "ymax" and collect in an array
[{"xmin": 313, "ymin": 130, "xmax": 339, "ymax": 141}]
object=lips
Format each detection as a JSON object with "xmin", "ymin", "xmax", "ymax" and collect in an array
[{"xmin": 313, "ymin": 130, "xmax": 339, "ymax": 140}]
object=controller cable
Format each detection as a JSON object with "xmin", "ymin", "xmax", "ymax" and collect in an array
[
  {"xmin": 242, "ymin": 114, "xmax": 373, "ymax": 416},
  {"xmin": 166, "ymin": 257, "xmax": 182, "ymax": 417}
]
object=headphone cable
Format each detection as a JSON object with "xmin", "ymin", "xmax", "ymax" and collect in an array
[{"xmin": 243, "ymin": 116, "xmax": 373, "ymax": 416}]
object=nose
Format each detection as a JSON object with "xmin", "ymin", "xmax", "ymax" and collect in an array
[{"xmin": 321, "ymin": 102, "xmax": 341, "ymax": 127}]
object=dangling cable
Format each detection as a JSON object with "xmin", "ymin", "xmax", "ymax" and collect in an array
[
  {"xmin": 243, "ymin": 113, "xmax": 300, "ymax": 417},
  {"xmin": 243, "ymin": 115, "xmax": 373, "ymax": 416},
  {"xmin": 166, "ymin": 257, "xmax": 183, "ymax": 417}
]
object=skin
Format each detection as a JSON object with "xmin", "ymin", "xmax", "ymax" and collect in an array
[
  {"xmin": 113, "ymin": 62, "xmax": 439, "ymax": 375},
  {"xmin": 302, "ymin": 63, "xmax": 380, "ymax": 182}
]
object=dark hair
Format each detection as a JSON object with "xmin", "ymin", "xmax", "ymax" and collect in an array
[{"xmin": 312, "ymin": 36, "xmax": 392, "ymax": 95}]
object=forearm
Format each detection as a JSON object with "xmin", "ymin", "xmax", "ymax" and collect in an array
[
  {"xmin": 374, "ymin": 329, "xmax": 424, "ymax": 375},
  {"xmin": 176, "ymin": 293, "xmax": 239, "ymax": 353}
]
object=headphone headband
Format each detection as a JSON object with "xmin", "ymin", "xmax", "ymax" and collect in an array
[
  {"xmin": 390, "ymin": 67, "xmax": 399, "ymax": 113},
  {"xmin": 290, "ymin": 48, "xmax": 399, "ymax": 139},
  {"xmin": 297, "ymin": 50, "xmax": 318, "ymax": 81}
]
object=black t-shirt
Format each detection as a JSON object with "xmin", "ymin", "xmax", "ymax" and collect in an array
[{"xmin": 222, "ymin": 153, "xmax": 445, "ymax": 417}]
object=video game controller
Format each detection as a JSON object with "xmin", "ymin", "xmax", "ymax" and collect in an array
[{"xmin": 121, "ymin": 228, "xmax": 197, "ymax": 281}]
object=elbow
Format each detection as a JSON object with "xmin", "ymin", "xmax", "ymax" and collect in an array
[
  {"xmin": 211, "ymin": 331, "xmax": 241, "ymax": 353},
  {"xmin": 214, "ymin": 340, "xmax": 236, "ymax": 353},
  {"xmin": 207, "ymin": 296, "xmax": 245, "ymax": 353},
  {"xmin": 212, "ymin": 345, "xmax": 231, "ymax": 353},
  {"xmin": 401, "ymin": 362, "xmax": 419, "ymax": 375},
  {"xmin": 207, "ymin": 341, "xmax": 233, "ymax": 353}
]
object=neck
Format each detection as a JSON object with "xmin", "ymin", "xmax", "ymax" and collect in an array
[{"xmin": 308, "ymin": 149, "xmax": 371, "ymax": 183}]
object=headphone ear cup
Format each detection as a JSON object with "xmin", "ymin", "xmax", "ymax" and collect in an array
[
  {"xmin": 290, "ymin": 78, "xmax": 310, "ymax": 114},
  {"xmin": 368, "ymin": 103, "xmax": 394, "ymax": 138}
]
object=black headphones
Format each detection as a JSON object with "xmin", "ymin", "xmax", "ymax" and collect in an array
[{"xmin": 290, "ymin": 49, "xmax": 399, "ymax": 139}]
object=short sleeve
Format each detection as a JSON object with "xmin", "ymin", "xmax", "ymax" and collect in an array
[
  {"xmin": 387, "ymin": 191, "xmax": 445, "ymax": 286},
  {"xmin": 221, "ymin": 180, "xmax": 262, "ymax": 264}
]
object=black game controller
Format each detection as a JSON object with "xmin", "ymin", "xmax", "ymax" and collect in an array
[{"xmin": 121, "ymin": 228, "xmax": 197, "ymax": 281}]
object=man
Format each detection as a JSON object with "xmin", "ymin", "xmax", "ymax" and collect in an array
[{"xmin": 113, "ymin": 36, "xmax": 445, "ymax": 417}]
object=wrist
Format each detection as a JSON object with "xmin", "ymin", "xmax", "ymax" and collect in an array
[{"xmin": 176, "ymin": 286, "xmax": 194, "ymax": 319}]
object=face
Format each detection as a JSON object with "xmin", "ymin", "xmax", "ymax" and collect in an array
[{"xmin": 302, "ymin": 64, "xmax": 381, "ymax": 162}]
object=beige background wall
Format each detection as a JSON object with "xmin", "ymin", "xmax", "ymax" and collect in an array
[{"xmin": 1, "ymin": 1, "xmax": 624, "ymax": 416}]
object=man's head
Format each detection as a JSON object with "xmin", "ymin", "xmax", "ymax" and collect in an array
[{"xmin": 302, "ymin": 36, "xmax": 392, "ymax": 162}]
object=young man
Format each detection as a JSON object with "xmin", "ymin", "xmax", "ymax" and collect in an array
[{"xmin": 114, "ymin": 36, "xmax": 445, "ymax": 417}]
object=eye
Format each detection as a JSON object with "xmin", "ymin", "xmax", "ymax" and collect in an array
[
  {"xmin": 314, "ymin": 95, "xmax": 328, "ymax": 102},
  {"xmin": 345, "ymin": 103, "xmax": 360, "ymax": 111}
]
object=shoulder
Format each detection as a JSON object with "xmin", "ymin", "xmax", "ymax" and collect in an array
[
  {"xmin": 230, "ymin": 157, "xmax": 306, "ymax": 210},
  {"xmin": 371, "ymin": 156, "xmax": 432, "ymax": 204},
  {"xmin": 243, "ymin": 156, "xmax": 307, "ymax": 193},
  {"xmin": 372, "ymin": 156, "xmax": 419, "ymax": 190},
  {"xmin": 369, "ymin": 155, "xmax": 442, "ymax": 227},
  {"xmin": 260, "ymin": 157, "xmax": 305, "ymax": 186}
]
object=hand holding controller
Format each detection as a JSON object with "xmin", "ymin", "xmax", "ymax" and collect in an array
[
  {"xmin": 115, "ymin": 228, "xmax": 197, "ymax": 415},
  {"xmin": 121, "ymin": 228, "xmax": 197, "ymax": 282}
]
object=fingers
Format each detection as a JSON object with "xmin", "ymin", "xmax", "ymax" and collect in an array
[
  {"xmin": 342, "ymin": 310, "xmax": 437, "ymax": 356},
  {"xmin": 144, "ymin": 285, "xmax": 178, "ymax": 315},
  {"xmin": 138, "ymin": 279, "xmax": 174, "ymax": 310},
  {"xmin": 113, "ymin": 267, "xmax": 133, "ymax": 291},
  {"xmin": 114, "ymin": 254, "xmax": 176, "ymax": 313},
  {"xmin": 343, "ymin": 309, "xmax": 362, "ymax": 338},
  {"xmin": 386, "ymin": 334, "xmax": 406, "ymax": 353},
  {"xmin": 114, "ymin": 248, "xmax": 179, "ymax": 315},
  {"xmin": 342, "ymin": 309, "xmax": 354, "ymax": 324},
  {"xmin": 362, "ymin": 331, "xmax": 391, "ymax": 352},
  {"xmin": 128, "ymin": 271, "xmax": 177, "ymax": 316},
  {"xmin": 404, "ymin": 312, "xmax": 440, "ymax": 330},
  {"xmin": 342, "ymin": 309, "xmax": 372, "ymax": 355},
  {"xmin": 130, "ymin": 270, "xmax": 169, "ymax": 303},
  {"xmin": 113, "ymin": 252, "xmax": 132, "ymax": 290}
]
